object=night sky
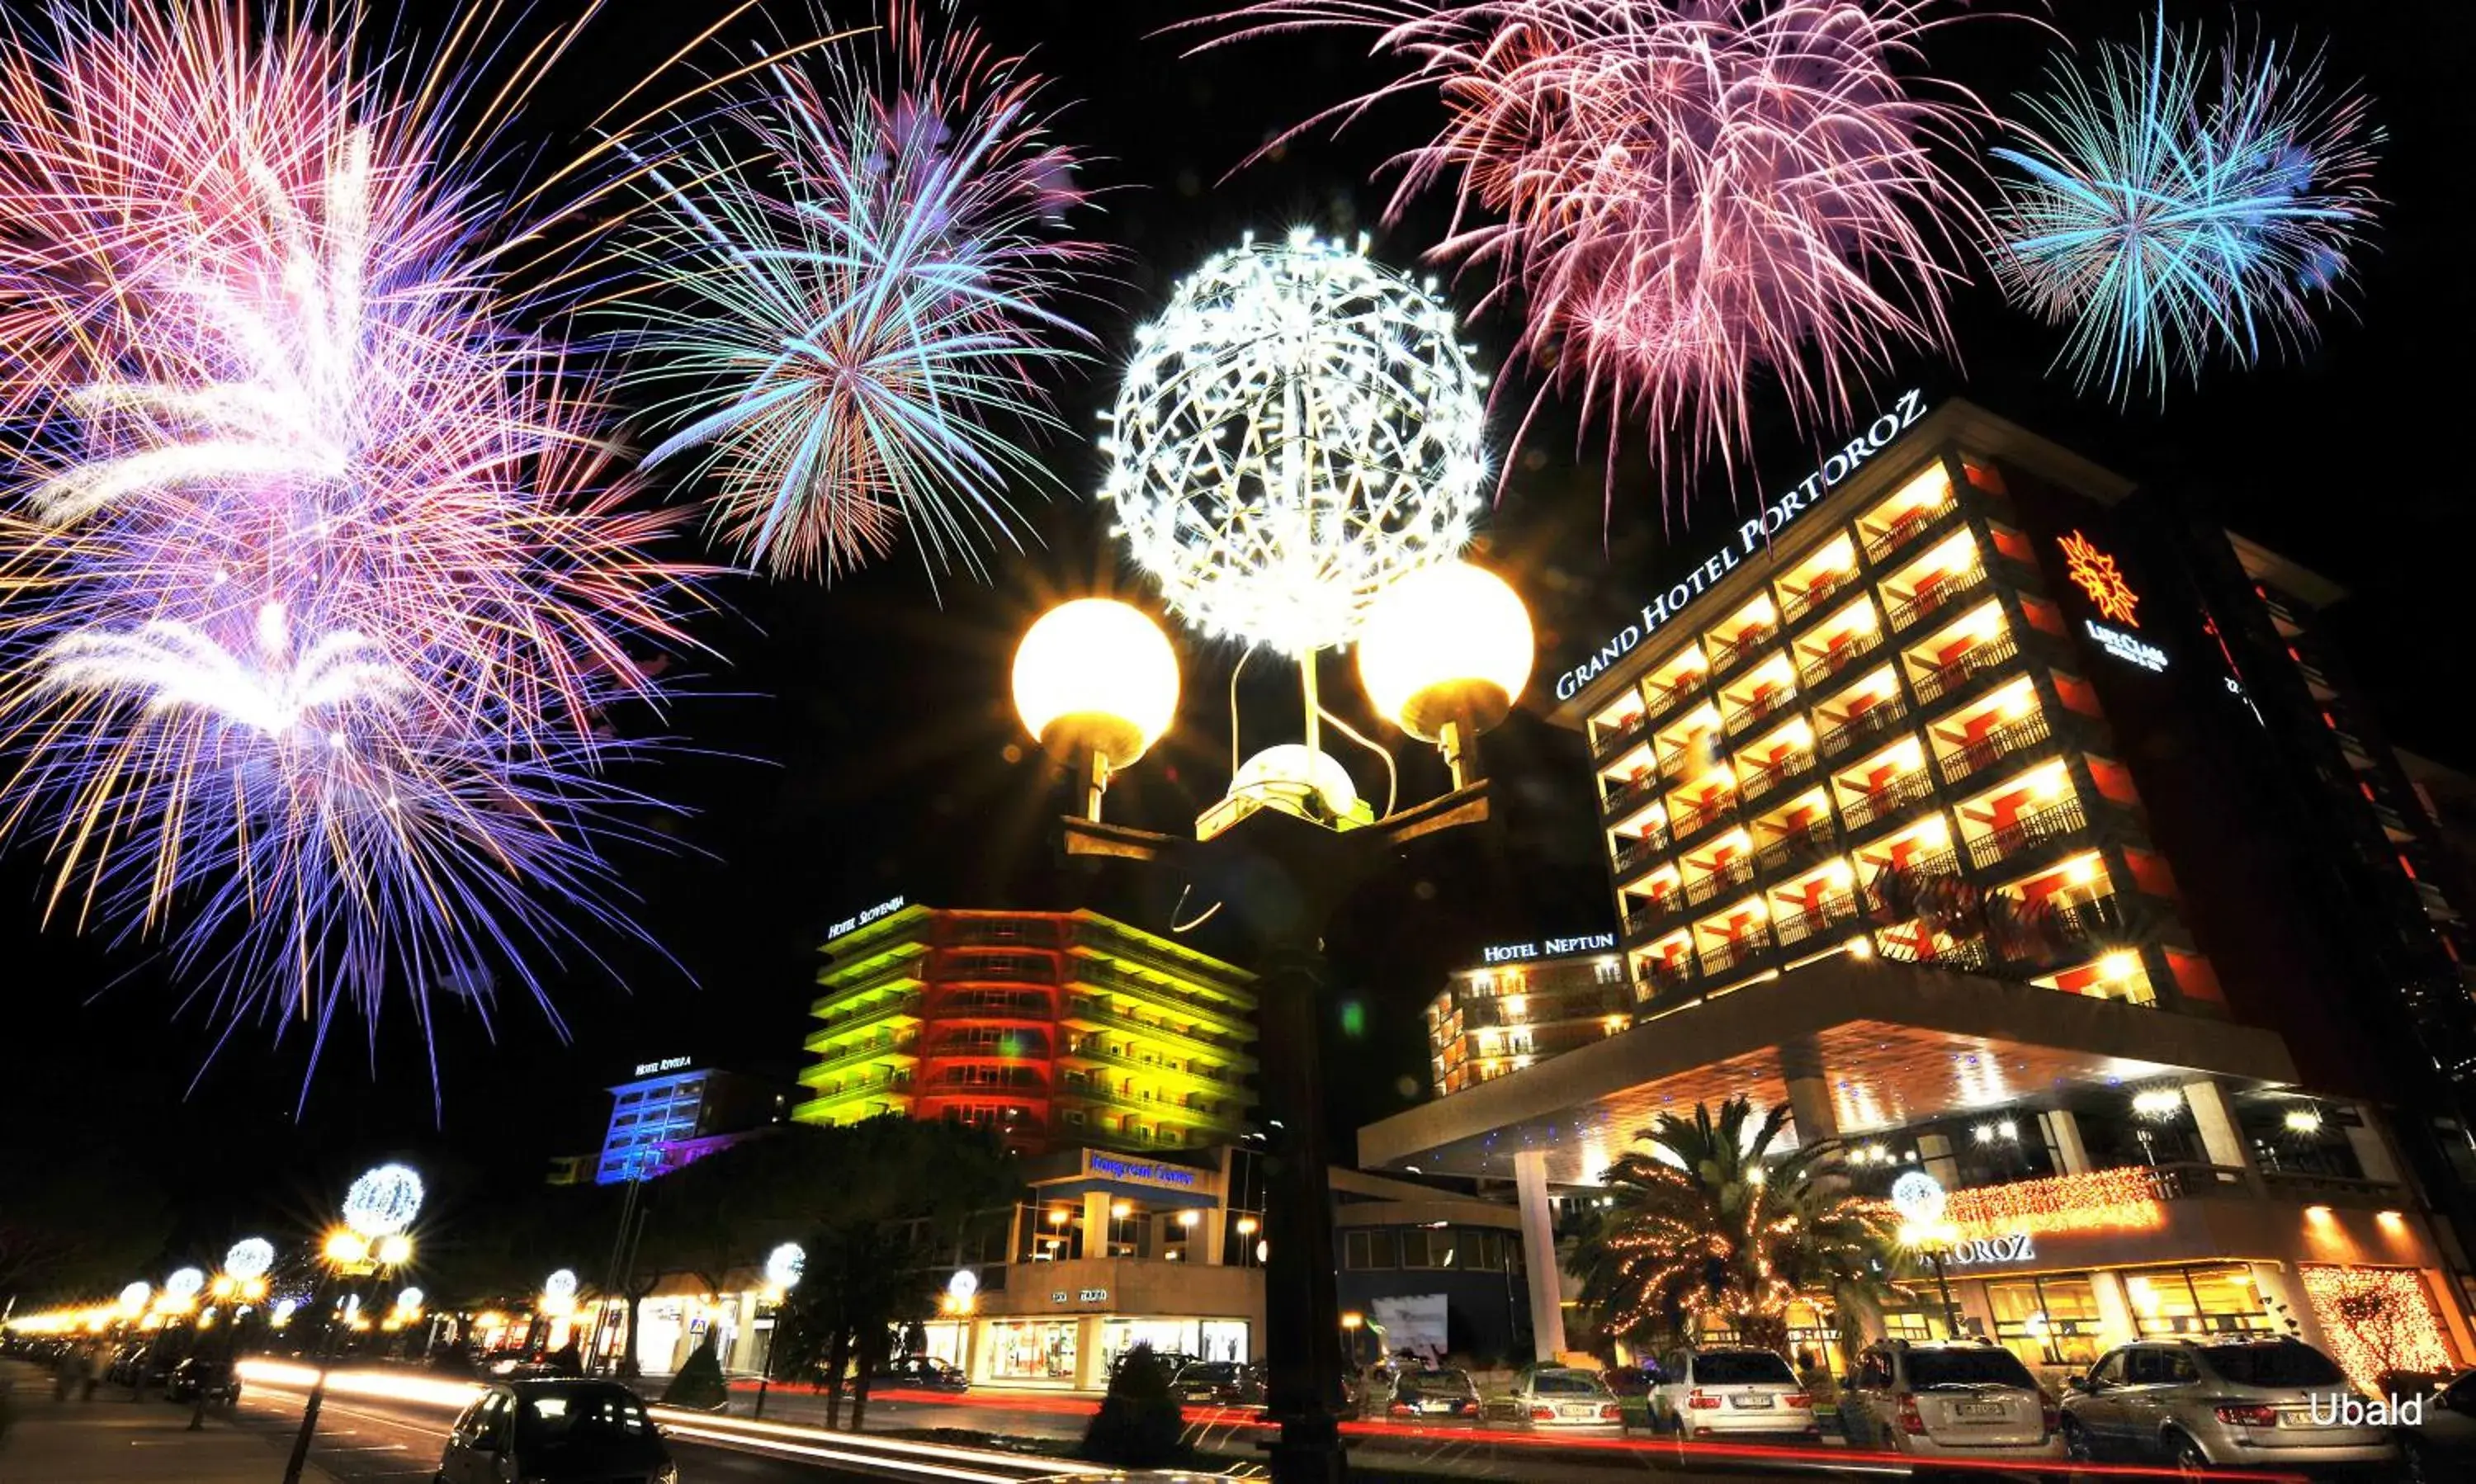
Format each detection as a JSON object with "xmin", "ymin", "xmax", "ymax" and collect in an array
[{"xmin": 6, "ymin": 0, "xmax": 2472, "ymax": 1262}]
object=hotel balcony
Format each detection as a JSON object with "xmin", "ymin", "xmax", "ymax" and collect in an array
[
  {"xmin": 1722, "ymin": 681, "xmax": 1800, "ymax": 740},
  {"xmin": 1754, "ymin": 815, "xmax": 1839, "ymax": 877},
  {"xmin": 1856, "ymin": 465, "xmax": 1961, "ymax": 566},
  {"xmin": 1738, "ymin": 745, "xmax": 1818, "ymax": 810},
  {"xmin": 1599, "ymin": 768, "xmax": 1661, "ymax": 820},
  {"xmin": 1838, "ymin": 765, "xmax": 1938, "ymax": 834},
  {"xmin": 1667, "ymin": 788, "xmax": 1738, "ymax": 845},
  {"xmin": 1695, "ymin": 929, "xmax": 1773, "ymax": 981},
  {"xmin": 1622, "ymin": 887, "xmax": 1689, "ymax": 940},
  {"xmin": 1061, "ymin": 997, "xmax": 1259, "ymax": 1070},
  {"xmin": 1590, "ymin": 705, "xmax": 1651, "ymax": 761},
  {"xmin": 1682, "ymin": 854, "xmax": 1757, "ymax": 909},
  {"xmin": 1610, "ymin": 828, "xmax": 1670, "ymax": 879},
  {"xmin": 795, "ymin": 1069, "xmax": 914, "ymax": 1118},
  {"xmin": 1705, "ymin": 595, "xmax": 1781, "ymax": 683},
  {"xmin": 1888, "ymin": 563, "xmax": 1992, "ymax": 634},
  {"xmin": 1776, "ymin": 536, "xmax": 1862, "ymax": 628},
  {"xmin": 1935, "ymin": 711, "xmax": 2058, "ymax": 789},
  {"xmin": 1772, "ymin": 888, "xmax": 1864, "ymax": 951},
  {"xmin": 1061, "ymin": 1039, "xmax": 1240, "ymax": 1091},
  {"xmin": 1637, "ymin": 650, "xmax": 1713, "ymax": 729},
  {"xmin": 1798, "ymin": 623, "xmax": 1884, "ymax": 692},
  {"xmin": 1965, "ymin": 796, "xmax": 2091, "ymax": 873},
  {"xmin": 1068, "ymin": 962, "xmax": 1252, "ymax": 1038},
  {"xmin": 1817, "ymin": 692, "xmax": 1911, "ymax": 761},
  {"xmin": 800, "ymin": 1032, "xmax": 920, "ymax": 1084},
  {"xmin": 1907, "ymin": 625, "xmax": 2025, "ymax": 711},
  {"xmin": 803, "ymin": 990, "xmax": 924, "ymax": 1051}
]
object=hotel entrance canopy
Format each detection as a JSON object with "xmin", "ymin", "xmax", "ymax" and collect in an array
[{"xmin": 1358, "ymin": 958, "xmax": 2298, "ymax": 1186}]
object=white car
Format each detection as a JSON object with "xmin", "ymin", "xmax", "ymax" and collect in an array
[
  {"xmin": 1646, "ymin": 1345, "xmax": 1820, "ymax": 1443},
  {"xmin": 1478, "ymin": 1364, "xmax": 1626, "ymax": 1431},
  {"xmin": 1841, "ymin": 1340, "xmax": 2064, "ymax": 1463}
]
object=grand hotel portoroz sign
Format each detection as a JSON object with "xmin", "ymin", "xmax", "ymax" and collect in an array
[{"xmin": 1554, "ymin": 390, "xmax": 1931, "ymax": 702}]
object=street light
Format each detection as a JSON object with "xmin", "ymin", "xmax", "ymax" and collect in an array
[
  {"xmin": 1357, "ymin": 561, "xmax": 1535, "ymax": 788},
  {"xmin": 1890, "ymin": 1171, "xmax": 1962, "ymax": 1340},
  {"xmin": 286, "ymin": 1165, "xmax": 423, "ymax": 1484},
  {"xmin": 1014, "ymin": 598, "xmax": 1180, "ymax": 821},
  {"xmin": 754, "ymin": 1245, "xmax": 804, "ymax": 1420}
]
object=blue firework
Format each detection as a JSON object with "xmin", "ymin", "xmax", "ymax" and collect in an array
[{"xmin": 1987, "ymin": 14, "xmax": 2379, "ymax": 404}]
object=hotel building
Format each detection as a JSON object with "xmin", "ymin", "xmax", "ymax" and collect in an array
[
  {"xmin": 593, "ymin": 1061, "xmax": 783, "ymax": 1185},
  {"xmin": 1357, "ymin": 395, "xmax": 2476, "ymax": 1391},
  {"xmin": 797, "ymin": 903, "xmax": 1256, "ymax": 1155},
  {"xmin": 1428, "ymin": 936, "xmax": 1629, "ymax": 1096}
]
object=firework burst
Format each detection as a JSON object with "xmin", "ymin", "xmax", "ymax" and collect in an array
[
  {"xmin": 612, "ymin": 0, "xmax": 1098, "ymax": 584},
  {"xmin": 0, "ymin": 1, "xmax": 706, "ymax": 1091},
  {"xmin": 1987, "ymin": 13, "xmax": 2379, "ymax": 404},
  {"xmin": 1194, "ymin": 1, "xmax": 1992, "ymax": 504}
]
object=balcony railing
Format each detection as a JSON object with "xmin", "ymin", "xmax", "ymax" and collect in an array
[
  {"xmin": 1911, "ymin": 632, "xmax": 2023, "ymax": 707},
  {"xmin": 1623, "ymin": 896, "xmax": 1689, "ymax": 938},
  {"xmin": 1773, "ymin": 891, "xmax": 1859, "ymax": 948},
  {"xmin": 803, "ymin": 1033, "xmax": 919, "ymax": 1083},
  {"xmin": 1670, "ymin": 796, "xmax": 1735, "ymax": 842},
  {"xmin": 1967, "ymin": 796, "xmax": 2090, "ymax": 870},
  {"xmin": 1697, "ymin": 934, "xmax": 1771, "ymax": 979},
  {"xmin": 1875, "ymin": 930, "xmax": 1995, "ymax": 974},
  {"xmin": 1064, "ymin": 1039, "xmax": 1237, "ymax": 1086},
  {"xmin": 1635, "ymin": 960, "xmax": 1697, "ymax": 1001},
  {"xmin": 1887, "ymin": 566, "xmax": 1990, "ymax": 632},
  {"xmin": 1708, "ymin": 626, "xmax": 1777, "ymax": 680},
  {"xmin": 1463, "ymin": 988, "xmax": 1633, "ymax": 1028},
  {"xmin": 1755, "ymin": 818, "xmax": 1837, "ymax": 875},
  {"xmin": 1838, "ymin": 769, "xmax": 1936, "ymax": 832},
  {"xmin": 1937, "ymin": 711, "xmax": 2055, "ymax": 787},
  {"xmin": 1642, "ymin": 673, "xmax": 1708, "ymax": 728},
  {"xmin": 1600, "ymin": 773, "xmax": 1661, "ymax": 818},
  {"xmin": 1739, "ymin": 750, "xmax": 1817, "ymax": 808},
  {"xmin": 1683, "ymin": 857, "xmax": 1756, "ymax": 907},
  {"xmin": 1611, "ymin": 834, "xmax": 1670, "ymax": 877},
  {"xmin": 1779, "ymin": 571, "xmax": 1855, "ymax": 626},
  {"xmin": 1071, "ymin": 962, "xmax": 1253, "ymax": 1033},
  {"xmin": 806, "ymin": 1070, "xmax": 914, "ymax": 1104},
  {"xmin": 1987, "ymin": 891, "xmax": 2125, "ymax": 964},
  {"xmin": 1063, "ymin": 997, "xmax": 1256, "ymax": 1065},
  {"xmin": 1817, "ymin": 697, "xmax": 1909, "ymax": 759},
  {"xmin": 811, "ymin": 990, "xmax": 923, "ymax": 1037},
  {"xmin": 1798, "ymin": 629, "xmax": 1883, "ymax": 691},
  {"xmin": 1593, "ymin": 711, "xmax": 1651, "ymax": 759},
  {"xmin": 1723, "ymin": 689, "xmax": 1797, "ymax": 738},
  {"xmin": 1861, "ymin": 497, "xmax": 1959, "ymax": 564}
]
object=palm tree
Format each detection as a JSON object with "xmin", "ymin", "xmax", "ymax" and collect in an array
[{"xmin": 1575, "ymin": 1096, "xmax": 1897, "ymax": 1359}]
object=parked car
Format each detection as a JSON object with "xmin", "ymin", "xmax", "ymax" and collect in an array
[
  {"xmin": 1168, "ymin": 1360, "xmax": 1260, "ymax": 1404},
  {"xmin": 436, "ymin": 1380, "xmax": 677, "ymax": 1484},
  {"xmin": 1382, "ymin": 1367, "xmax": 1481, "ymax": 1421},
  {"xmin": 2405, "ymin": 1368, "xmax": 2476, "ymax": 1482},
  {"xmin": 1479, "ymin": 1363, "xmax": 1626, "ymax": 1432},
  {"xmin": 1840, "ymin": 1340, "xmax": 2062, "ymax": 1463},
  {"xmin": 1645, "ymin": 1345, "xmax": 1819, "ymax": 1443},
  {"xmin": 872, "ymin": 1355, "xmax": 970, "ymax": 1392},
  {"xmin": 2058, "ymin": 1336, "xmax": 2399, "ymax": 1472},
  {"xmin": 165, "ymin": 1354, "xmax": 243, "ymax": 1406},
  {"xmin": 1598, "ymin": 1367, "xmax": 1654, "ymax": 1399},
  {"xmin": 105, "ymin": 1343, "xmax": 176, "ymax": 1391}
]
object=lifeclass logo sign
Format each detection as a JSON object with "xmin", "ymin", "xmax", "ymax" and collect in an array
[
  {"xmin": 1555, "ymin": 390, "xmax": 1930, "ymax": 702},
  {"xmin": 828, "ymin": 895, "xmax": 906, "ymax": 938},
  {"xmin": 1090, "ymin": 1155, "xmax": 1200, "ymax": 1188},
  {"xmin": 1481, "ymin": 932, "xmax": 1618, "ymax": 964},
  {"xmin": 2084, "ymin": 621, "xmax": 2168, "ymax": 673}
]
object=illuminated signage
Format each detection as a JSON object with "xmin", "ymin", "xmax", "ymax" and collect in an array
[
  {"xmin": 2085, "ymin": 620, "xmax": 2168, "ymax": 673},
  {"xmin": 1941, "ymin": 1231, "xmax": 2037, "ymax": 1267},
  {"xmin": 632, "ymin": 1056, "xmax": 693, "ymax": 1077},
  {"xmin": 828, "ymin": 895, "xmax": 907, "ymax": 938},
  {"xmin": 1089, "ymin": 1154, "xmax": 1200, "ymax": 1188},
  {"xmin": 1079, "ymin": 1288, "xmax": 1109, "ymax": 1303},
  {"xmin": 2059, "ymin": 531, "xmax": 2140, "ymax": 626},
  {"xmin": 1556, "ymin": 389, "xmax": 1930, "ymax": 701},
  {"xmin": 1481, "ymin": 932, "xmax": 1618, "ymax": 965}
]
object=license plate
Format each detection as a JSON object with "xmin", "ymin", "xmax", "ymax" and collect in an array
[
  {"xmin": 1559, "ymin": 1403, "xmax": 1596, "ymax": 1417},
  {"xmin": 1954, "ymin": 1401, "xmax": 2007, "ymax": 1420},
  {"xmin": 1730, "ymin": 1394, "xmax": 1774, "ymax": 1408},
  {"xmin": 2278, "ymin": 1408, "xmax": 2320, "ymax": 1427}
]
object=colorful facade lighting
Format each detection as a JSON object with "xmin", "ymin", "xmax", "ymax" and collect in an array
[{"xmin": 1940, "ymin": 1166, "xmax": 2167, "ymax": 1240}]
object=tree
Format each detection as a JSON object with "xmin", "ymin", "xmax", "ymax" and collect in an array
[
  {"xmin": 661, "ymin": 1332, "xmax": 730, "ymax": 1410},
  {"xmin": 1080, "ymin": 1342, "xmax": 1188, "ymax": 1467},
  {"xmin": 1574, "ymin": 1097, "xmax": 1896, "ymax": 1358}
]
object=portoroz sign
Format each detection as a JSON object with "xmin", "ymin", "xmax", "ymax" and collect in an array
[
  {"xmin": 1554, "ymin": 389, "xmax": 1931, "ymax": 702},
  {"xmin": 1481, "ymin": 932, "xmax": 1618, "ymax": 965}
]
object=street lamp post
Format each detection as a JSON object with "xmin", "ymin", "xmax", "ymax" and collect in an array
[
  {"xmin": 752, "ymin": 1243, "xmax": 803, "ymax": 1421},
  {"xmin": 284, "ymin": 1165, "xmax": 422, "ymax": 1484},
  {"xmin": 1011, "ymin": 567, "xmax": 1531, "ymax": 1484}
]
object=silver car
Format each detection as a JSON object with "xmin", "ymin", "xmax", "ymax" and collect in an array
[
  {"xmin": 1479, "ymin": 1363, "xmax": 1626, "ymax": 1431},
  {"xmin": 1841, "ymin": 1340, "xmax": 2063, "ymax": 1463},
  {"xmin": 2059, "ymin": 1337, "xmax": 2400, "ymax": 1471},
  {"xmin": 1645, "ymin": 1345, "xmax": 1820, "ymax": 1443}
]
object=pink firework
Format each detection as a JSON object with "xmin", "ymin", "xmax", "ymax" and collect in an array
[{"xmin": 1198, "ymin": 1, "xmax": 1994, "ymax": 503}]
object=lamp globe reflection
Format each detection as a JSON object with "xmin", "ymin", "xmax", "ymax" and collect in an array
[
  {"xmin": 1014, "ymin": 598, "xmax": 1181, "ymax": 819},
  {"xmin": 1357, "ymin": 561, "xmax": 1533, "ymax": 784}
]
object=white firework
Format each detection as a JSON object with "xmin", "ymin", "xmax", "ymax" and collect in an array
[
  {"xmin": 1099, "ymin": 229, "xmax": 1488, "ymax": 657},
  {"xmin": 40, "ymin": 599, "xmax": 409, "ymax": 739}
]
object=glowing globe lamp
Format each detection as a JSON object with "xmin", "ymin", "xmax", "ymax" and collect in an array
[
  {"xmin": 764, "ymin": 1242, "xmax": 806, "ymax": 1292},
  {"xmin": 224, "ymin": 1237, "xmax": 275, "ymax": 1283},
  {"xmin": 1014, "ymin": 599, "xmax": 1181, "ymax": 820},
  {"xmin": 341, "ymin": 1163, "xmax": 424, "ymax": 1238},
  {"xmin": 163, "ymin": 1267, "xmax": 206, "ymax": 1304},
  {"xmin": 373, "ymin": 1233, "xmax": 413, "ymax": 1266},
  {"xmin": 323, "ymin": 1230, "xmax": 371, "ymax": 1267},
  {"xmin": 1358, "ymin": 562, "xmax": 1533, "ymax": 740},
  {"xmin": 118, "ymin": 1281, "xmax": 151, "ymax": 1315}
]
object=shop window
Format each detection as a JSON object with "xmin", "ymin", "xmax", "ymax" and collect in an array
[
  {"xmin": 1344, "ymin": 1229, "xmax": 1398, "ymax": 1269},
  {"xmin": 1399, "ymin": 1228, "xmax": 1458, "ymax": 1269},
  {"xmin": 2124, "ymin": 1264, "xmax": 2272, "ymax": 1338},
  {"xmin": 1986, "ymin": 1274, "xmax": 2105, "ymax": 1368},
  {"xmin": 987, "ymin": 1320, "xmax": 1079, "ymax": 1381}
]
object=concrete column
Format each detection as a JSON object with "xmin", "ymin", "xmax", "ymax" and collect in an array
[
  {"xmin": 2089, "ymin": 1269, "xmax": 2139, "ymax": 1352},
  {"xmin": 1784, "ymin": 1076, "xmax": 1839, "ymax": 1151},
  {"xmin": 1083, "ymin": 1190, "xmax": 1114, "ymax": 1260},
  {"xmin": 2182, "ymin": 1080, "xmax": 2260, "ymax": 1186},
  {"xmin": 1201, "ymin": 1205, "xmax": 1229, "ymax": 1265},
  {"xmin": 2042, "ymin": 1109, "xmax": 2093, "ymax": 1174},
  {"xmin": 1075, "ymin": 1316, "xmax": 1105, "ymax": 1391},
  {"xmin": 1916, "ymin": 1134, "xmax": 1959, "ymax": 1190},
  {"xmin": 1514, "ymin": 1150, "xmax": 1568, "ymax": 1362},
  {"xmin": 2247, "ymin": 1264, "xmax": 2318, "ymax": 1349},
  {"xmin": 2343, "ymin": 1104, "xmax": 2405, "ymax": 1183}
]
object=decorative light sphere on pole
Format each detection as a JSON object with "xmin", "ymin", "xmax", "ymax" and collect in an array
[
  {"xmin": 763, "ymin": 1243, "xmax": 806, "ymax": 1292},
  {"xmin": 1889, "ymin": 1170, "xmax": 1948, "ymax": 1225},
  {"xmin": 163, "ymin": 1268, "xmax": 206, "ymax": 1304},
  {"xmin": 544, "ymin": 1269, "xmax": 579, "ymax": 1305},
  {"xmin": 118, "ymin": 1281, "xmax": 152, "ymax": 1315},
  {"xmin": 1358, "ymin": 561, "xmax": 1534, "ymax": 742},
  {"xmin": 1100, "ymin": 228, "xmax": 1488, "ymax": 657},
  {"xmin": 224, "ymin": 1238, "xmax": 275, "ymax": 1283},
  {"xmin": 1013, "ymin": 600, "xmax": 1180, "ymax": 770},
  {"xmin": 341, "ymin": 1163, "xmax": 424, "ymax": 1238}
]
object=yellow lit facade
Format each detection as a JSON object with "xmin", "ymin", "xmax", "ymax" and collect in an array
[
  {"xmin": 798, "ymin": 905, "xmax": 1255, "ymax": 1156},
  {"xmin": 1428, "ymin": 948, "xmax": 1631, "ymax": 1096}
]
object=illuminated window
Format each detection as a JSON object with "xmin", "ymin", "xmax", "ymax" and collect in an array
[{"xmin": 2124, "ymin": 1265, "xmax": 2270, "ymax": 1338}]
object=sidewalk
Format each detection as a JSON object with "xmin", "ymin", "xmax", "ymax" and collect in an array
[{"xmin": 0, "ymin": 1363, "xmax": 323, "ymax": 1482}]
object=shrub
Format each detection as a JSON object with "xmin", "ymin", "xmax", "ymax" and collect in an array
[
  {"xmin": 1080, "ymin": 1343, "xmax": 1188, "ymax": 1468},
  {"xmin": 660, "ymin": 1334, "xmax": 731, "ymax": 1411}
]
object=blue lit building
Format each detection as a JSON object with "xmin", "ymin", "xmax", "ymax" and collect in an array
[{"xmin": 595, "ymin": 1058, "xmax": 785, "ymax": 1184}]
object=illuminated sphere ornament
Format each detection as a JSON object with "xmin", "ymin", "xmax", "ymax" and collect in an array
[
  {"xmin": 396, "ymin": 1287, "xmax": 423, "ymax": 1311},
  {"xmin": 764, "ymin": 1242, "xmax": 806, "ymax": 1292},
  {"xmin": 1889, "ymin": 1170, "xmax": 1947, "ymax": 1225},
  {"xmin": 544, "ymin": 1269, "xmax": 580, "ymax": 1305},
  {"xmin": 1013, "ymin": 600, "xmax": 1181, "ymax": 769},
  {"xmin": 1101, "ymin": 229, "xmax": 1487, "ymax": 657},
  {"xmin": 1358, "ymin": 561, "xmax": 1533, "ymax": 742},
  {"xmin": 224, "ymin": 1238, "xmax": 274, "ymax": 1283},
  {"xmin": 163, "ymin": 1268, "xmax": 206, "ymax": 1303},
  {"xmin": 118, "ymin": 1281, "xmax": 151, "ymax": 1313},
  {"xmin": 947, "ymin": 1268, "xmax": 980, "ymax": 1303},
  {"xmin": 341, "ymin": 1163, "xmax": 424, "ymax": 1238}
]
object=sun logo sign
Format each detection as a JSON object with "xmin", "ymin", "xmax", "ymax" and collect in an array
[{"xmin": 2059, "ymin": 531, "xmax": 2141, "ymax": 627}]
